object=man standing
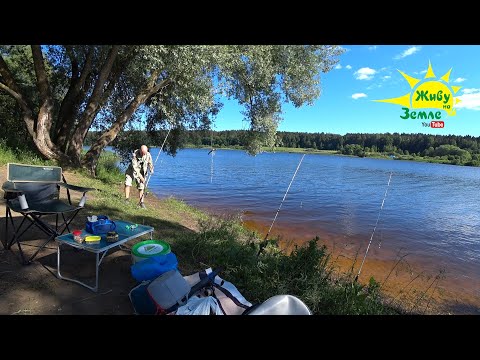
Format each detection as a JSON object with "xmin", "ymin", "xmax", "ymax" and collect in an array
[{"xmin": 125, "ymin": 145, "xmax": 154, "ymax": 208}]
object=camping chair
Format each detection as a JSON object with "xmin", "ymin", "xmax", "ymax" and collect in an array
[{"xmin": 2, "ymin": 163, "xmax": 95, "ymax": 265}]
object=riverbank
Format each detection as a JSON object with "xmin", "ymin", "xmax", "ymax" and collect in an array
[
  {"xmin": 186, "ymin": 144, "xmax": 479, "ymax": 167},
  {"xmin": 0, "ymin": 150, "xmax": 402, "ymax": 315},
  {"xmin": 0, "ymin": 165, "xmax": 205, "ymax": 314}
]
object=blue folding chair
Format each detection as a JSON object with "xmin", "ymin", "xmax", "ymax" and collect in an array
[{"xmin": 2, "ymin": 163, "xmax": 95, "ymax": 264}]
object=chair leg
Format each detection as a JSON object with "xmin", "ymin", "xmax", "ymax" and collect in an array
[
  {"xmin": 26, "ymin": 233, "xmax": 56, "ymax": 264},
  {"xmin": 5, "ymin": 206, "xmax": 85, "ymax": 265},
  {"xmin": 60, "ymin": 209, "xmax": 80, "ymax": 234},
  {"xmin": 23, "ymin": 213, "xmax": 59, "ymax": 264},
  {"xmin": 7, "ymin": 212, "xmax": 58, "ymax": 265},
  {"xmin": 7, "ymin": 212, "xmax": 27, "ymax": 249},
  {"xmin": 2, "ymin": 206, "xmax": 8, "ymax": 249},
  {"xmin": 11, "ymin": 216, "xmax": 37, "ymax": 247},
  {"xmin": 7, "ymin": 213, "xmax": 34, "ymax": 265},
  {"xmin": 15, "ymin": 237, "xmax": 27, "ymax": 265}
]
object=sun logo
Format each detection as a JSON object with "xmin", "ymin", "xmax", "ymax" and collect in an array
[{"xmin": 374, "ymin": 61, "xmax": 462, "ymax": 121}]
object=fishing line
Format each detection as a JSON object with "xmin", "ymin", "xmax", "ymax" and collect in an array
[
  {"xmin": 209, "ymin": 126, "xmax": 216, "ymax": 183},
  {"xmin": 257, "ymin": 154, "xmax": 306, "ymax": 256},
  {"xmin": 142, "ymin": 125, "xmax": 172, "ymax": 201},
  {"xmin": 210, "ymin": 150, "xmax": 215, "ymax": 183},
  {"xmin": 355, "ymin": 171, "xmax": 393, "ymax": 282}
]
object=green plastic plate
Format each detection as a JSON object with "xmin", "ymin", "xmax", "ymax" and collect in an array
[{"xmin": 132, "ymin": 240, "xmax": 171, "ymax": 258}]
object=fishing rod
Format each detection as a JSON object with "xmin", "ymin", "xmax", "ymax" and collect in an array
[
  {"xmin": 355, "ymin": 171, "xmax": 393, "ymax": 282},
  {"xmin": 210, "ymin": 149, "xmax": 214, "ymax": 184},
  {"xmin": 141, "ymin": 125, "xmax": 172, "ymax": 202},
  {"xmin": 209, "ymin": 126, "xmax": 215, "ymax": 183},
  {"xmin": 257, "ymin": 153, "xmax": 306, "ymax": 256}
]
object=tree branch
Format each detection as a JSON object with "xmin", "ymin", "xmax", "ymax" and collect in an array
[
  {"xmin": 0, "ymin": 54, "xmax": 23, "ymax": 96},
  {"xmin": 31, "ymin": 45, "xmax": 52, "ymax": 103},
  {"xmin": 0, "ymin": 55, "xmax": 35, "ymax": 137},
  {"xmin": 65, "ymin": 45, "xmax": 79, "ymax": 80},
  {"xmin": 55, "ymin": 46, "xmax": 94, "ymax": 147},
  {"xmin": 68, "ymin": 45, "xmax": 119, "ymax": 159},
  {"xmin": 82, "ymin": 75, "xmax": 171, "ymax": 172},
  {"xmin": 31, "ymin": 45, "xmax": 55, "ymax": 142},
  {"xmin": 85, "ymin": 45, "xmax": 119, "ymax": 113}
]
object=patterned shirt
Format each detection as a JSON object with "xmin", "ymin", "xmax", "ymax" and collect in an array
[{"xmin": 126, "ymin": 149, "xmax": 153, "ymax": 182}]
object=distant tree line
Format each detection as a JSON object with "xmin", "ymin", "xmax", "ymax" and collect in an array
[{"xmin": 85, "ymin": 129, "xmax": 480, "ymax": 167}]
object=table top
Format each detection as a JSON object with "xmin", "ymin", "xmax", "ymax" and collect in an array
[{"xmin": 55, "ymin": 220, "xmax": 154, "ymax": 253}]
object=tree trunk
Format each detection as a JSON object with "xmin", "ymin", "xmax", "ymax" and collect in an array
[
  {"xmin": 68, "ymin": 46, "xmax": 119, "ymax": 164},
  {"xmin": 82, "ymin": 76, "xmax": 171, "ymax": 175},
  {"xmin": 1, "ymin": 51, "xmax": 71, "ymax": 163},
  {"xmin": 30, "ymin": 45, "xmax": 72, "ymax": 163},
  {"xmin": 54, "ymin": 46, "xmax": 94, "ymax": 151}
]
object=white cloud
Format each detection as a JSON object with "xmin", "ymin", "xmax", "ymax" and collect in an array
[
  {"xmin": 382, "ymin": 75, "xmax": 391, "ymax": 80},
  {"xmin": 368, "ymin": 46, "xmax": 378, "ymax": 51},
  {"xmin": 352, "ymin": 93, "xmax": 367, "ymax": 100},
  {"xmin": 454, "ymin": 77, "xmax": 467, "ymax": 83},
  {"xmin": 345, "ymin": 65, "xmax": 352, "ymax": 70},
  {"xmin": 462, "ymin": 88, "xmax": 480, "ymax": 94},
  {"xmin": 456, "ymin": 89, "xmax": 480, "ymax": 110},
  {"xmin": 335, "ymin": 64, "xmax": 342, "ymax": 70},
  {"xmin": 394, "ymin": 46, "xmax": 422, "ymax": 60},
  {"xmin": 354, "ymin": 67, "xmax": 376, "ymax": 80}
]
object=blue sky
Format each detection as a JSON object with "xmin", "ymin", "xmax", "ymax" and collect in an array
[{"xmin": 214, "ymin": 45, "xmax": 480, "ymax": 136}]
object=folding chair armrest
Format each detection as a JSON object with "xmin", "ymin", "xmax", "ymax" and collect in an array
[
  {"xmin": 2, "ymin": 181, "xmax": 29, "ymax": 207},
  {"xmin": 58, "ymin": 183, "xmax": 96, "ymax": 193},
  {"xmin": 2, "ymin": 181, "xmax": 24, "ymax": 194}
]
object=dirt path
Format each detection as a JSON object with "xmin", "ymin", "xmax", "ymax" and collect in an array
[{"xmin": 0, "ymin": 167, "xmax": 198, "ymax": 315}]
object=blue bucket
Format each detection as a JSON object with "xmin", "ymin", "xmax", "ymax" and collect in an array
[{"xmin": 131, "ymin": 252, "xmax": 178, "ymax": 282}]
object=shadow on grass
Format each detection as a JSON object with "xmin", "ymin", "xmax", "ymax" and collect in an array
[
  {"xmin": 84, "ymin": 203, "xmax": 196, "ymax": 241},
  {"xmin": 0, "ymin": 202, "xmax": 197, "ymax": 314}
]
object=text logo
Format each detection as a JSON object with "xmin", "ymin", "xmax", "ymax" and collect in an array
[{"xmin": 374, "ymin": 61, "xmax": 462, "ymax": 126}]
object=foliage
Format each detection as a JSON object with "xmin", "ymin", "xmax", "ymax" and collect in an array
[
  {"xmin": 144, "ymin": 128, "xmax": 480, "ymax": 166},
  {"xmin": 94, "ymin": 151, "xmax": 124, "ymax": 184},
  {"xmin": 0, "ymin": 46, "xmax": 37, "ymax": 151},
  {"xmin": 341, "ymin": 144, "xmax": 365, "ymax": 157},
  {"xmin": 111, "ymin": 130, "xmax": 152, "ymax": 167},
  {"xmin": 174, "ymin": 218, "xmax": 400, "ymax": 315},
  {"xmin": 0, "ymin": 140, "xmax": 55, "ymax": 166},
  {"xmin": 0, "ymin": 45, "xmax": 343, "ymax": 171}
]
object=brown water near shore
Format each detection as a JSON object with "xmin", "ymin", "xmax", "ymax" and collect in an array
[{"xmin": 242, "ymin": 217, "xmax": 480, "ymax": 315}]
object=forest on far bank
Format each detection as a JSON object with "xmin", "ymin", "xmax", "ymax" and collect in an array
[{"xmin": 86, "ymin": 129, "xmax": 480, "ymax": 167}]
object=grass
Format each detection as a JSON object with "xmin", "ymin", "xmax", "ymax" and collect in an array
[
  {"xmin": 0, "ymin": 145, "xmax": 403, "ymax": 314},
  {"xmin": 263, "ymin": 147, "xmax": 339, "ymax": 155},
  {"xmin": 173, "ymin": 217, "xmax": 401, "ymax": 314},
  {"xmin": 0, "ymin": 141, "xmax": 56, "ymax": 166}
]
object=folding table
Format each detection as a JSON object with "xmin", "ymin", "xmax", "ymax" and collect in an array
[{"xmin": 55, "ymin": 220, "xmax": 154, "ymax": 292}]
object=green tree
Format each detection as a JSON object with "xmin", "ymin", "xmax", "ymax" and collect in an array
[{"xmin": 0, "ymin": 45, "xmax": 343, "ymax": 174}]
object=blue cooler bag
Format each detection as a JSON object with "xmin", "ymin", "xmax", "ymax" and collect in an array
[
  {"xmin": 131, "ymin": 252, "xmax": 178, "ymax": 282},
  {"xmin": 86, "ymin": 215, "xmax": 116, "ymax": 234}
]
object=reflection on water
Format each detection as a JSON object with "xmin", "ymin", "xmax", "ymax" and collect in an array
[{"xmin": 113, "ymin": 147, "xmax": 480, "ymax": 311}]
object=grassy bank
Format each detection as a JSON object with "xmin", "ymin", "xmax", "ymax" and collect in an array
[
  {"xmin": 0, "ymin": 145, "xmax": 401, "ymax": 314},
  {"xmin": 184, "ymin": 143, "xmax": 478, "ymax": 167}
]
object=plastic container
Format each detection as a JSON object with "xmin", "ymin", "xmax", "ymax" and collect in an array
[
  {"xmin": 86, "ymin": 215, "xmax": 116, "ymax": 235},
  {"xmin": 84, "ymin": 235, "xmax": 101, "ymax": 245},
  {"xmin": 131, "ymin": 240, "xmax": 171, "ymax": 264},
  {"xmin": 131, "ymin": 252, "xmax": 178, "ymax": 282},
  {"xmin": 72, "ymin": 230, "xmax": 83, "ymax": 243},
  {"xmin": 106, "ymin": 231, "xmax": 119, "ymax": 243}
]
